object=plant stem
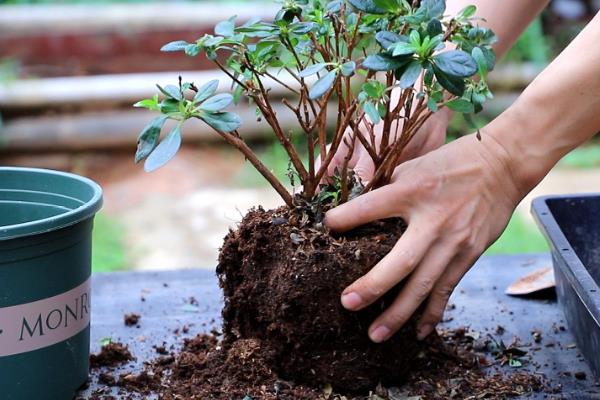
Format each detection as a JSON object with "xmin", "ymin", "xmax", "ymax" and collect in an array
[{"xmin": 216, "ymin": 130, "xmax": 294, "ymax": 207}]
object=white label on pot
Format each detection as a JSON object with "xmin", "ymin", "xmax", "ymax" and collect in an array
[{"xmin": 0, "ymin": 278, "xmax": 91, "ymax": 357}]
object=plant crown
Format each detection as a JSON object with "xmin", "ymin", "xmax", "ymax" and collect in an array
[{"xmin": 134, "ymin": 0, "xmax": 496, "ymax": 208}]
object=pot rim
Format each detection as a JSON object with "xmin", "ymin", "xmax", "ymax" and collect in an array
[
  {"xmin": 531, "ymin": 193, "xmax": 600, "ymax": 325},
  {"xmin": 0, "ymin": 167, "xmax": 103, "ymax": 241}
]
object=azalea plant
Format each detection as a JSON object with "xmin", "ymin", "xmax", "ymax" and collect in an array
[{"xmin": 134, "ymin": 0, "xmax": 496, "ymax": 208}]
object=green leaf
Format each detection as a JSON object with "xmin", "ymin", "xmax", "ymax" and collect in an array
[
  {"xmin": 426, "ymin": 97, "xmax": 438, "ymax": 112},
  {"xmin": 215, "ymin": 18, "xmax": 235, "ymax": 37},
  {"xmin": 347, "ymin": 0, "xmax": 387, "ymax": 14},
  {"xmin": 298, "ymin": 62, "xmax": 327, "ymax": 78},
  {"xmin": 203, "ymin": 36, "xmax": 223, "ymax": 47},
  {"xmin": 194, "ymin": 80, "xmax": 219, "ymax": 103},
  {"xmin": 326, "ymin": 0, "xmax": 343, "ymax": 13},
  {"xmin": 433, "ymin": 50, "xmax": 477, "ymax": 78},
  {"xmin": 133, "ymin": 94, "xmax": 160, "ymax": 111},
  {"xmin": 373, "ymin": 0, "xmax": 399, "ymax": 12},
  {"xmin": 409, "ymin": 30, "xmax": 421, "ymax": 47},
  {"xmin": 375, "ymin": 31, "xmax": 405, "ymax": 50},
  {"xmin": 362, "ymin": 54, "xmax": 409, "ymax": 71},
  {"xmin": 480, "ymin": 46, "xmax": 496, "ymax": 71},
  {"xmin": 160, "ymin": 41, "xmax": 189, "ymax": 52},
  {"xmin": 156, "ymin": 84, "xmax": 182, "ymax": 101},
  {"xmin": 509, "ymin": 358, "xmax": 522, "ymax": 368},
  {"xmin": 309, "ymin": 70, "xmax": 338, "ymax": 100},
  {"xmin": 363, "ymin": 101, "xmax": 381, "ymax": 124},
  {"xmin": 185, "ymin": 44, "xmax": 201, "ymax": 57},
  {"xmin": 144, "ymin": 125, "xmax": 182, "ymax": 172},
  {"xmin": 471, "ymin": 47, "xmax": 488, "ymax": 76},
  {"xmin": 199, "ymin": 93, "xmax": 233, "ymax": 112},
  {"xmin": 362, "ymin": 80, "xmax": 385, "ymax": 98},
  {"xmin": 291, "ymin": 22, "xmax": 317, "ymax": 34},
  {"xmin": 472, "ymin": 91, "xmax": 487, "ymax": 105},
  {"xmin": 391, "ymin": 42, "xmax": 416, "ymax": 57},
  {"xmin": 427, "ymin": 19, "xmax": 443, "ymax": 37},
  {"xmin": 445, "ymin": 98, "xmax": 474, "ymax": 113},
  {"xmin": 419, "ymin": 0, "xmax": 445, "ymax": 19},
  {"xmin": 458, "ymin": 5, "xmax": 476, "ymax": 19},
  {"xmin": 135, "ymin": 115, "xmax": 168, "ymax": 163},
  {"xmin": 340, "ymin": 61, "xmax": 356, "ymax": 77},
  {"xmin": 160, "ymin": 99, "xmax": 180, "ymax": 114},
  {"xmin": 232, "ymin": 84, "xmax": 244, "ymax": 104},
  {"xmin": 200, "ymin": 111, "xmax": 242, "ymax": 132},
  {"xmin": 399, "ymin": 60, "xmax": 422, "ymax": 89},
  {"xmin": 433, "ymin": 66, "xmax": 465, "ymax": 96}
]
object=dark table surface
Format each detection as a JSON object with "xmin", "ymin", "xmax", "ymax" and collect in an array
[{"xmin": 78, "ymin": 254, "xmax": 600, "ymax": 399}]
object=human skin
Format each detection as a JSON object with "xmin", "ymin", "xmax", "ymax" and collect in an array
[{"xmin": 327, "ymin": 2, "xmax": 600, "ymax": 343}]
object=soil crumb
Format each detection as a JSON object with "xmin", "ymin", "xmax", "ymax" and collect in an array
[
  {"xmin": 90, "ymin": 342, "xmax": 134, "ymax": 368},
  {"xmin": 124, "ymin": 313, "xmax": 141, "ymax": 327}
]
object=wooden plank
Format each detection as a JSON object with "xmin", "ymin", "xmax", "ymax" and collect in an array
[
  {"xmin": 0, "ymin": 70, "xmax": 307, "ymax": 109},
  {"xmin": 0, "ymin": 63, "xmax": 538, "ymax": 110},
  {"xmin": 0, "ymin": 104, "xmax": 338, "ymax": 151},
  {"xmin": 0, "ymin": 3, "xmax": 279, "ymax": 35}
]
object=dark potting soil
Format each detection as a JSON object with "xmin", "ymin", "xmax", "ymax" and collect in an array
[
  {"xmin": 90, "ymin": 329, "xmax": 545, "ymax": 400},
  {"xmin": 217, "ymin": 206, "xmax": 430, "ymax": 392},
  {"xmin": 90, "ymin": 342, "xmax": 134, "ymax": 368}
]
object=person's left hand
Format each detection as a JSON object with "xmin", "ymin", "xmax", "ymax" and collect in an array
[{"xmin": 324, "ymin": 133, "xmax": 527, "ymax": 343}]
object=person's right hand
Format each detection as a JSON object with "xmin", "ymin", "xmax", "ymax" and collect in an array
[
  {"xmin": 320, "ymin": 108, "xmax": 452, "ymax": 185},
  {"xmin": 325, "ymin": 131, "xmax": 528, "ymax": 342}
]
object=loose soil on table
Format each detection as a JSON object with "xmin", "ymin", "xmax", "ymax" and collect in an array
[
  {"xmin": 88, "ymin": 206, "xmax": 547, "ymax": 399},
  {"xmin": 124, "ymin": 313, "xmax": 141, "ymax": 327},
  {"xmin": 89, "ymin": 328, "xmax": 545, "ymax": 399},
  {"xmin": 89, "ymin": 342, "xmax": 134, "ymax": 368}
]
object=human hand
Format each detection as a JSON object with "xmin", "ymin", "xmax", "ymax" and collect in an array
[
  {"xmin": 319, "ymin": 104, "xmax": 452, "ymax": 185},
  {"xmin": 325, "ymin": 133, "xmax": 526, "ymax": 342}
]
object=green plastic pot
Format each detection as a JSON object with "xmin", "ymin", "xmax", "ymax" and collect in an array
[{"xmin": 0, "ymin": 167, "xmax": 103, "ymax": 400}]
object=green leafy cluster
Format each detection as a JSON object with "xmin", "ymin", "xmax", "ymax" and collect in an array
[
  {"xmin": 134, "ymin": 0, "xmax": 497, "ymax": 204},
  {"xmin": 354, "ymin": 0, "xmax": 496, "ymax": 118},
  {"xmin": 134, "ymin": 79, "xmax": 240, "ymax": 171}
]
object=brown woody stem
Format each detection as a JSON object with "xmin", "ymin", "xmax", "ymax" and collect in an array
[{"xmin": 216, "ymin": 130, "xmax": 293, "ymax": 207}]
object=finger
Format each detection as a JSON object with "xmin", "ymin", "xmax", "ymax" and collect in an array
[
  {"xmin": 415, "ymin": 252, "xmax": 476, "ymax": 340},
  {"xmin": 340, "ymin": 220, "xmax": 436, "ymax": 311},
  {"xmin": 325, "ymin": 182, "xmax": 412, "ymax": 232},
  {"xmin": 400, "ymin": 126, "xmax": 446, "ymax": 163},
  {"xmin": 353, "ymin": 153, "xmax": 375, "ymax": 185},
  {"xmin": 367, "ymin": 241, "xmax": 457, "ymax": 343}
]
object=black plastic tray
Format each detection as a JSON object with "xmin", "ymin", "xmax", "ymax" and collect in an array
[{"xmin": 532, "ymin": 194, "xmax": 600, "ymax": 379}]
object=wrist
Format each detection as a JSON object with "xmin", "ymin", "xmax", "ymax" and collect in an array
[{"xmin": 484, "ymin": 96, "xmax": 564, "ymax": 198}]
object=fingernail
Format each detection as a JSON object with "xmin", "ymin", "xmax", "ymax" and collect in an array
[
  {"xmin": 341, "ymin": 292, "xmax": 363, "ymax": 310},
  {"xmin": 370, "ymin": 325, "xmax": 391, "ymax": 343},
  {"xmin": 417, "ymin": 324, "xmax": 433, "ymax": 341}
]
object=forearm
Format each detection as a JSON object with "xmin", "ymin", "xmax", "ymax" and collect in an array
[
  {"xmin": 447, "ymin": 0, "xmax": 550, "ymax": 58},
  {"xmin": 488, "ymin": 12, "xmax": 600, "ymax": 194}
]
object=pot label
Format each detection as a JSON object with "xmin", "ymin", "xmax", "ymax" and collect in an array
[{"xmin": 0, "ymin": 278, "xmax": 91, "ymax": 357}]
